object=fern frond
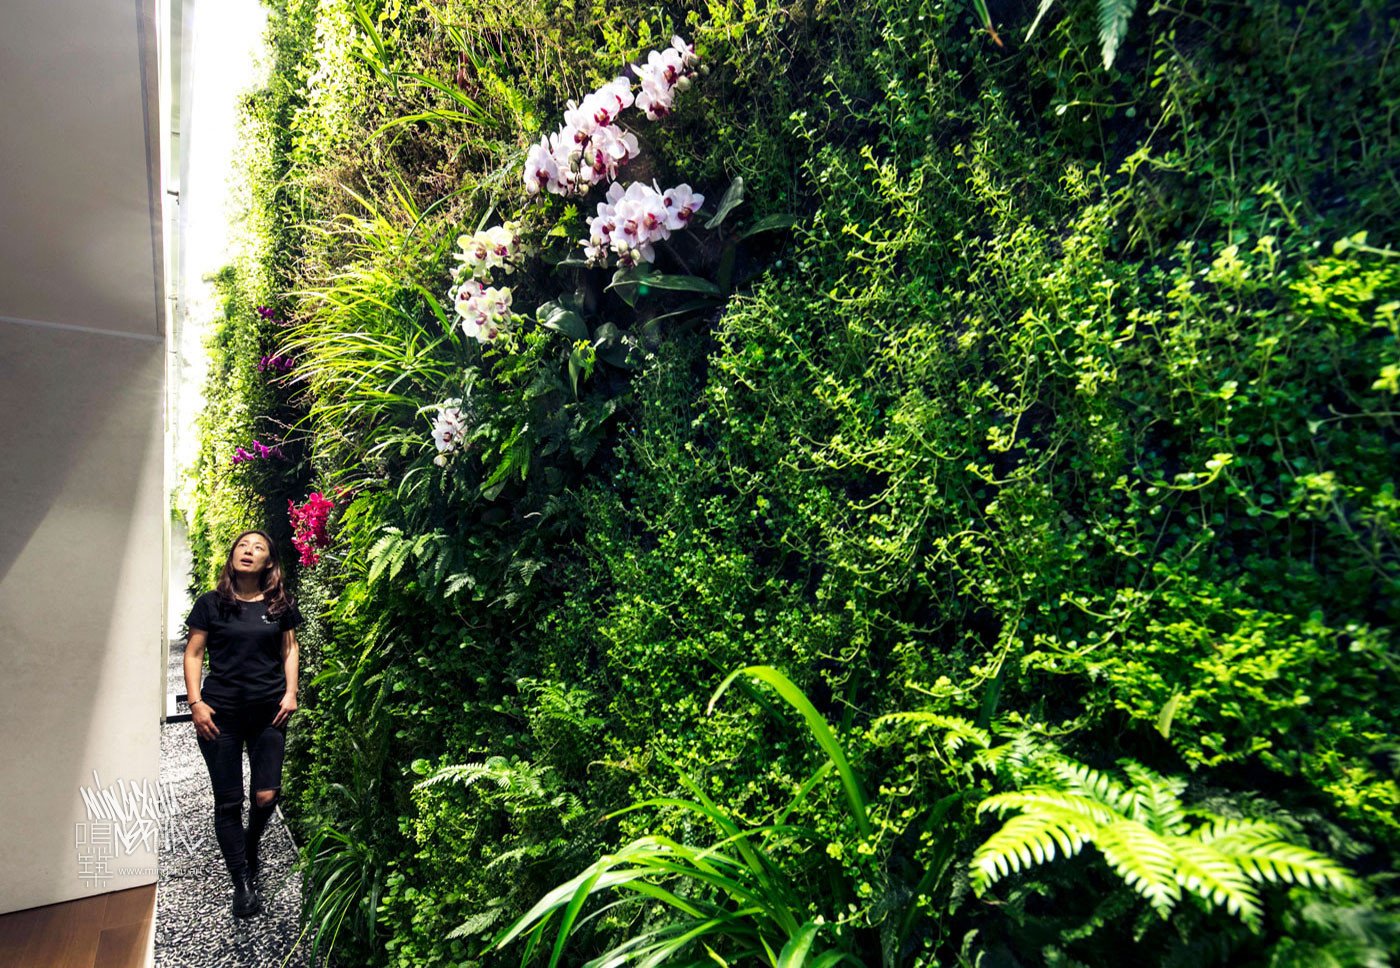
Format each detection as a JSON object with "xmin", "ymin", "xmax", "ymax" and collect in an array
[
  {"xmin": 1119, "ymin": 760, "xmax": 1188, "ymax": 834},
  {"xmin": 874, "ymin": 711, "xmax": 991, "ymax": 753},
  {"xmin": 443, "ymin": 571, "xmax": 477, "ymax": 597},
  {"xmin": 1097, "ymin": 0, "xmax": 1139, "ymax": 69},
  {"xmin": 970, "ymin": 810, "xmax": 1091, "ymax": 892},
  {"xmin": 447, "ymin": 904, "xmax": 507, "ymax": 939},
  {"xmin": 967, "ymin": 732, "xmax": 1048, "ymax": 785},
  {"xmin": 978, "ymin": 788, "xmax": 1121, "ymax": 826},
  {"xmin": 431, "ymin": 543, "xmax": 450, "ymax": 585},
  {"xmin": 970, "ymin": 753, "xmax": 1360, "ymax": 931},
  {"xmin": 412, "ymin": 760, "xmax": 507, "ymax": 792},
  {"xmin": 1169, "ymin": 838, "xmax": 1263, "ymax": 927},
  {"xmin": 1048, "ymin": 759, "xmax": 1135, "ymax": 816},
  {"xmin": 520, "ymin": 678, "xmax": 605, "ymax": 733},
  {"xmin": 1093, "ymin": 819, "xmax": 1181, "ymax": 918},
  {"xmin": 513, "ymin": 556, "xmax": 545, "ymax": 587},
  {"xmin": 1224, "ymin": 839, "xmax": 1358, "ymax": 894},
  {"xmin": 366, "ymin": 528, "xmax": 404, "ymax": 585},
  {"xmin": 1194, "ymin": 817, "xmax": 1284, "ymax": 846}
]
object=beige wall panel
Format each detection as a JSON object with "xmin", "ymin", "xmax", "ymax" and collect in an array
[
  {"xmin": 0, "ymin": 1, "xmax": 163, "ymax": 338},
  {"xmin": 0, "ymin": 322, "xmax": 165, "ymax": 914}
]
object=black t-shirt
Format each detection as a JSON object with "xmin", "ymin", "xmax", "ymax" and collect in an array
[{"xmin": 185, "ymin": 591, "xmax": 303, "ymax": 705}]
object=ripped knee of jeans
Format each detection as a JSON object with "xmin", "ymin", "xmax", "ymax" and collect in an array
[{"xmin": 214, "ymin": 788, "xmax": 244, "ymax": 815}]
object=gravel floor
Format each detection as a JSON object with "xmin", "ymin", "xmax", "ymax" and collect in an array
[{"xmin": 157, "ymin": 640, "xmax": 330, "ymax": 968}]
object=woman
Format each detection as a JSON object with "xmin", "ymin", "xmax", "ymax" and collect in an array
[{"xmin": 183, "ymin": 529, "xmax": 302, "ymax": 918}]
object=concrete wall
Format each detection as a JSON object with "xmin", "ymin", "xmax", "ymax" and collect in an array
[{"xmin": 0, "ymin": 320, "xmax": 165, "ymax": 914}]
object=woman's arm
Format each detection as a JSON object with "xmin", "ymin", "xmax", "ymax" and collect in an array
[
  {"xmin": 273, "ymin": 628, "xmax": 300, "ymax": 727},
  {"xmin": 184, "ymin": 629, "xmax": 219, "ymax": 738},
  {"xmin": 281, "ymin": 628, "xmax": 300, "ymax": 697},
  {"xmin": 183, "ymin": 628, "xmax": 207, "ymax": 701}
]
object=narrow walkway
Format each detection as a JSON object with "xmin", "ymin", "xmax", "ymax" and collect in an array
[{"xmin": 156, "ymin": 639, "xmax": 322, "ymax": 967}]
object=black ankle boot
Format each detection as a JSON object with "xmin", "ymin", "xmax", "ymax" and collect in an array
[{"xmin": 231, "ymin": 867, "xmax": 262, "ymax": 917}]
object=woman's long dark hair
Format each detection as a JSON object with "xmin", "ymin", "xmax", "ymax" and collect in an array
[{"xmin": 213, "ymin": 529, "xmax": 293, "ymax": 620}]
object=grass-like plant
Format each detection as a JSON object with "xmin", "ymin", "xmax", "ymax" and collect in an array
[
  {"xmin": 282, "ymin": 728, "xmax": 391, "ymax": 968},
  {"xmin": 281, "ymin": 174, "xmax": 462, "ymax": 492},
  {"xmin": 489, "ymin": 665, "xmax": 873, "ymax": 967}
]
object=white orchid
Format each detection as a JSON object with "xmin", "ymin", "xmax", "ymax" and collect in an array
[
  {"xmin": 526, "ymin": 77, "xmax": 643, "ymax": 196},
  {"xmin": 565, "ymin": 77, "xmax": 634, "ymax": 132},
  {"xmin": 525, "ymin": 135, "xmax": 563, "ymax": 195},
  {"xmin": 633, "ymin": 39, "xmax": 699, "ymax": 120},
  {"xmin": 671, "ymin": 35, "xmax": 699, "ymax": 66},
  {"xmin": 521, "ymin": 39, "xmax": 700, "ymax": 199},
  {"xmin": 453, "ymin": 222, "xmax": 523, "ymax": 280},
  {"xmin": 431, "ymin": 405, "xmax": 468, "ymax": 453},
  {"xmin": 578, "ymin": 180, "xmax": 703, "ymax": 267},
  {"xmin": 635, "ymin": 74, "xmax": 675, "ymax": 120},
  {"xmin": 661, "ymin": 184, "xmax": 704, "ymax": 229},
  {"xmin": 453, "ymin": 279, "xmax": 513, "ymax": 343}
]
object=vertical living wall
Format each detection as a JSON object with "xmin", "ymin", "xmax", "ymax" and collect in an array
[{"xmin": 186, "ymin": 0, "xmax": 1399, "ymax": 964}]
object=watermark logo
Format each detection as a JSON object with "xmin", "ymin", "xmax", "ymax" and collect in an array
[{"xmin": 75, "ymin": 770, "xmax": 204, "ymax": 886}]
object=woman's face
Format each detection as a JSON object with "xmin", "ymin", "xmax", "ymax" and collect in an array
[{"xmin": 232, "ymin": 533, "xmax": 271, "ymax": 578}]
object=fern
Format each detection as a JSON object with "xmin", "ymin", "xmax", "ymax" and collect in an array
[
  {"xmin": 1096, "ymin": 0, "xmax": 1139, "ymax": 69},
  {"xmin": 873, "ymin": 711, "xmax": 991, "ymax": 754},
  {"xmin": 442, "ymin": 570, "xmax": 477, "ymax": 597},
  {"xmin": 1020, "ymin": 0, "xmax": 1141, "ymax": 70},
  {"xmin": 1120, "ymin": 761, "xmax": 1189, "ymax": 835},
  {"xmin": 366, "ymin": 526, "xmax": 409, "ymax": 585},
  {"xmin": 411, "ymin": 759, "xmax": 510, "ymax": 793},
  {"xmin": 413, "ymin": 755, "xmax": 547, "ymax": 800},
  {"xmin": 445, "ymin": 903, "xmax": 507, "ymax": 940},
  {"xmin": 518, "ymin": 678, "xmax": 606, "ymax": 737},
  {"xmin": 973, "ymin": 809, "xmax": 1094, "ymax": 876},
  {"xmin": 1091, "ymin": 819, "xmax": 1183, "ymax": 918},
  {"xmin": 971, "ymin": 756, "xmax": 1360, "ymax": 930}
]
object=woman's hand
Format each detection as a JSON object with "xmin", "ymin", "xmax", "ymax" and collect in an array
[
  {"xmin": 272, "ymin": 692, "xmax": 298, "ymax": 727},
  {"xmin": 192, "ymin": 701, "xmax": 219, "ymax": 740}
]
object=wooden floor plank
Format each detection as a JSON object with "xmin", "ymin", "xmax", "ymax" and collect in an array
[
  {"xmin": 102, "ymin": 886, "xmax": 155, "ymax": 929},
  {"xmin": 0, "ymin": 905, "xmax": 47, "ymax": 964},
  {"xmin": 17, "ymin": 899, "xmax": 101, "ymax": 968},
  {"xmin": 94, "ymin": 919, "xmax": 151, "ymax": 968},
  {"xmin": 0, "ymin": 884, "xmax": 155, "ymax": 968}
]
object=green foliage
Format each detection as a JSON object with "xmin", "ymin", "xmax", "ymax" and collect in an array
[
  {"xmin": 971, "ymin": 756, "xmax": 1359, "ymax": 930},
  {"xmin": 188, "ymin": 0, "xmax": 1400, "ymax": 963},
  {"xmin": 493, "ymin": 667, "xmax": 900, "ymax": 966},
  {"xmin": 289, "ymin": 728, "xmax": 393, "ymax": 968}
]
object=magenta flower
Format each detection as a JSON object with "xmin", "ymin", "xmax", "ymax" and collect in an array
[
  {"xmin": 232, "ymin": 438, "xmax": 286, "ymax": 467},
  {"xmin": 289, "ymin": 491, "xmax": 336, "ymax": 567},
  {"xmin": 257, "ymin": 354, "xmax": 296, "ymax": 374}
]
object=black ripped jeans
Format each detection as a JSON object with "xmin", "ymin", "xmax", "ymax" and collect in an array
[{"xmin": 195, "ymin": 697, "xmax": 287, "ymax": 878}]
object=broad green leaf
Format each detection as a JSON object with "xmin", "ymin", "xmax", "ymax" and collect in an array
[
  {"xmin": 607, "ymin": 266, "xmax": 650, "ymax": 307},
  {"xmin": 1155, "ymin": 691, "xmax": 1184, "ymax": 740},
  {"xmin": 705, "ymin": 177, "xmax": 745, "ymax": 228},
  {"xmin": 640, "ymin": 273, "xmax": 723, "ymax": 297},
  {"xmin": 777, "ymin": 922, "xmax": 819, "ymax": 967},
  {"xmin": 737, "ymin": 214, "xmax": 800, "ymax": 241},
  {"xmin": 538, "ymin": 301, "xmax": 589, "ymax": 340}
]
